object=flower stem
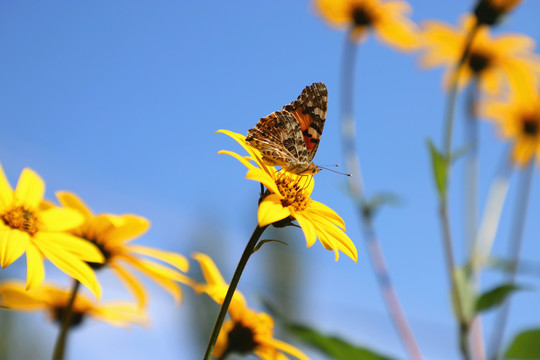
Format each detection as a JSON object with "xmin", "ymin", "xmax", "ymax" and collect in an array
[
  {"xmin": 464, "ymin": 80, "xmax": 486, "ymax": 360},
  {"xmin": 52, "ymin": 280, "xmax": 80, "ymax": 360},
  {"xmin": 203, "ymin": 224, "xmax": 268, "ymax": 360},
  {"xmin": 438, "ymin": 19, "xmax": 479, "ymax": 360},
  {"xmin": 340, "ymin": 34, "xmax": 424, "ymax": 360},
  {"xmin": 488, "ymin": 161, "xmax": 534, "ymax": 360}
]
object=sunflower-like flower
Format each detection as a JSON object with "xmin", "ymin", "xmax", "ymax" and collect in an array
[
  {"xmin": 56, "ymin": 192, "xmax": 194, "ymax": 308},
  {"xmin": 192, "ymin": 253, "xmax": 309, "ymax": 360},
  {"xmin": 420, "ymin": 15, "xmax": 540, "ymax": 98},
  {"xmin": 313, "ymin": 0, "xmax": 419, "ymax": 51},
  {"xmin": 218, "ymin": 130, "xmax": 357, "ymax": 262},
  {"xmin": 0, "ymin": 281, "xmax": 146, "ymax": 328},
  {"xmin": 0, "ymin": 165, "xmax": 103, "ymax": 297},
  {"xmin": 482, "ymin": 91, "xmax": 540, "ymax": 167},
  {"xmin": 473, "ymin": 0, "xmax": 522, "ymax": 26}
]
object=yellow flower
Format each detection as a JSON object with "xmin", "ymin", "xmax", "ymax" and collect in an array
[
  {"xmin": 473, "ymin": 0, "xmax": 522, "ymax": 26},
  {"xmin": 313, "ymin": 0, "xmax": 419, "ymax": 50},
  {"xmin": 192, "ymin": 253, "xmax": 309, "ymax": 360},
  {"xmin": 56, "ymin": 192, "xmax": 194, "ymax": 308},
  {"xmin": 420, "ymin": 15, "xmax": 540, "ymax": 99},
  {"xmin": 0, "ymin": 165, "xmax": 103, "ymax": 297},
  {"xmin": 0, "ymin": 281, "xmax": 146, "ymax": 328},
  {"xmin": 218, "ymin": 129, "xmax": 357, "ymax": 262},
  {"xmin": 483, "ymin": 91, "xmax": 540, "ymax": 167}
]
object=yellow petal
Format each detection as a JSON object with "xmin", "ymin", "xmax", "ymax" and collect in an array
[
  {"xmin": 218, "ymin": 150, "xmax": 259, "ymax": 172},
  {"xmin": 308, "ymin": 200, "xmax": 346, "ymax": 229},
  {"xmin": 40, "ymin": 207, "xmax": 84, "ymax": 232},
  {"xmin": 258, "ymin": 194, "xmax": 290, "ymax": 227},
  {"xmin": 90, "ymin": 302, "xmax": 148, "ymax": 328},
  {"xmin": 15, "ymin": 168, "xmax": 44, "ymax": 208},
  {"xmin": 37, "ymin": 232, "xmax": 104, "ymax": 263},
  {"xmin": 25, "ymin": 244, "xmax": 45, "ymax": 290},
  {"xmin": 0, "ymin": 229, "xmax": 29, "ymax": 268},
  {"xmin": 56, "ymin": 191, "xmax": 93, "ymax": 219},
  {"xmin": 246, "ymin": 168, "xmax": 280, "ymax": 194},
  {"xmin": 191, "ymin": 252, "xmax": 227, "ymax": 290},
  {"xmin": 34, "ymin": 239, "xmax": 102, "ymax": 299},
  {"xmin": 128, "ymin": 245, "xmax": 189, "ymax": 272},
  {"xmin": 311, "ymin": 213, "xmax": 358, "ymax": 262},
  {"xmin": 120, "ymin": 255, "xmax": 189, "ymax": 303},
  {"xmin": 376, "ymin": 10, "xmax": 419, "ymax": 51},
  {"xmin": 106, "ymin": 215, "xmax": 150, "ymax": 244},
  {"xmin": 124, "ymin": 256, "xmax": 183, "ymax": 303},
  {"xmin": 0, "ymin": 164, "xmax": 13, "ymax": 210},
  {"xmin": 294, "ymin": 213, "xmax": 317, "ymax": 247},
  {"xmin": 0, "ymin": 281, "xmax": 46, "ymax": 310},
  {"xmin": 110, "ymin": 263, "xmax": 147, "ymax": 308},
  {"xmin": 258, "ymin": 337, "xmax": 310, "ymax": 360}
]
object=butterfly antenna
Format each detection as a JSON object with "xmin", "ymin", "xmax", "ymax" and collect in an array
[{"xmin": 318, "ymin": 165, "xmax": 352, "ymax": 177}]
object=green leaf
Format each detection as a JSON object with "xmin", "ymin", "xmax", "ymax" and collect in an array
[
  {"xmin": 286, "ymin": 323, "xmax": 395, "ymax": 360},
  {"xmin": 427, "ymin": 139, "xmax": 448, "ymax": 197},
  {"xmin": 452, "ymin": 267, "xmax": 475, "ymax": 324},
  {"xmin": 253, "ymin": 239, "xmax": 288, "ymax": 252},
  {"xmin": 475, "ymin": 283, "xmax": 525, "ymax": 313},
  {"xmin": 362, "ymin": 192, "xmax": 402, "ymax": 219},
  {"xmin": 505, "ymin": 329, "xmax": 540, "ymax": 359}
]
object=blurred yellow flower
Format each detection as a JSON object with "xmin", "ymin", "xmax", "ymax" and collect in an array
[
  {"xmin": 0, "ymin": 281, "xmax": 146, "ymax": 328},
  {"xmin": 0, "ymin": 165, "xmax": 103, "ymax": 297},
  {"xmin": 483, "ymin": 91, "xmax": 540, "ymax": 167},
  {"xmin": 56, "ymin": 192, "xmax": 194, "ymax": 308},
  {"xmin": 420, "ymin": 15, "xmax": 540, "ymax": 98},
  {"xmin": 473, "ymin": 0, "xmax": 522, "ymax": 26},
  {"xmin": 192, "ymin": 253, "xmax": 309, "ymax": 360},
  {"xmin": 218, "ymin": 129, "xmax": 357, "ymax": 262},
  {"xmin": 313, "ymin": 0, "xmax": 419, "ymax": 50}
]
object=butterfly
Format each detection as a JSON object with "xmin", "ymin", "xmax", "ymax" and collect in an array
[{"xmin": 246, "ymin": 82, "xmax": 328, "ymax": 175}]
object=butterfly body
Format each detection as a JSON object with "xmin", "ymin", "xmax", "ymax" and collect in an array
[{"xmin": 246, "ymin": 82, "xmax": 328, "ymax": 175}]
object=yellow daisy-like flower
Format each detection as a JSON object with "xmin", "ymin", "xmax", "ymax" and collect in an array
[
  {"xmin": 56, "ymin": 192, "xmax": 194, "ymax": 308},
  {"xmin": 473, "ymin": 0, "xmax": 522, "ymax": 26},
  {"xmin": 313, "ymin": 0, "xmax": 419, "ymax": 51},
  {"xmin": 483, "ymin": 91, "xmax": 540, "ymax": 167},
  {"xmin": 0, "ymin": 281, "xmax": 146, "ymax": 328},
  {"xmin": 192, "ymin": 253, "xmax": 309, "ymax": 360},
  {"xmin": 0, "ymin": 165, "xmax": 103, "ymax": 297},
  {"xmin": 218, "ymin": 129, "xmax": 357, "ymax": 262},
  {"xmin": 420, "ymin": 15, "xmax": 540, "ymax": 98}
]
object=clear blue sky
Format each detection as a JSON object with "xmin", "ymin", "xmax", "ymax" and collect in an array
[{"xmin": 1, "ymin": 1, "xmax": 539, "ymax": 359}]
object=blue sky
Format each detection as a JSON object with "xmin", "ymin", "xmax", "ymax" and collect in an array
[{"xmin": 1, "ymin": 1, "xmax": 539, "ymax": 359}]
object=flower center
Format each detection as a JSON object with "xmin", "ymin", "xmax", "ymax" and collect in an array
[
  {"xmin": 53, "ymin": 306, "xmax": 85, "ymax": 328},
  {"xmin": 275, "ymin": 176, "xmax": 309, "ymax": 212},
  {"xmin": 85, "ymin": 239, "xmax": 111, "ymax": 270},
  {"xmin": 1, "ymin": 205, "xmax": 40, "ymax": 236},
  {"xmin": 225, "ymin": 322, "xmax": 257, "ymax": 355},
  {"xmin": 351, "ymin": 5, "xmax": 375, "ymax": 27},
  {"xmin": 521, "ymin": 114, "xmax": 540, "ymax": 138},
  {"xmin": 468, "ymin": 51, "xmax": 491, "ymax": 74}
]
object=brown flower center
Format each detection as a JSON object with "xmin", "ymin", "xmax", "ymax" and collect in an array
[
  {"xmin": 223, "ymin": 322, "xmax": 257, "ymax": 356},
  {"xmin": 84, "ymin": 238, "xmax": 111, "ymax": 270},
  {"xmin": 521, "ymin": 114, "xmax": 540, "ymax": 137},
  {"xmin": 53, "ymin": 306, "xmax": 86, "ymax": 328},
  {"xmin": 1, "ymin": 205, "xmax": 40, "ymax": 235},
  {"xmin": 275, "ymin": 175, "xmax": 309, "ymax": 212},
  {"xmin": 468, "ymin": 51, "xmax": 491, "ymax": 74},
  {"xmin": 351, "ymin": 5, "xmax": 375, "ymax": 27}
]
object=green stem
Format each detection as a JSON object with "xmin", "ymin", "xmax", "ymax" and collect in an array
[
  {"xmin": 489, "ymin": 161, "xmax": 534, "ymax": 360},
  {"xmin": 203, "ymin": 224, "xmax": 268, "ymax": 360},
  {"xmin": 464, "ymin": 80, "xmax": 486, "ymax": 360},
  {"xmin": 340, "ymin": 34, "xmax": 424, "ymax": 360},
  {"xmin": 438, "ymin": 19, "xmax": 480, "ymax": 360},
  {"xmin": 52, "ymin": 280, "xmax": 80, "ymax": 360}
]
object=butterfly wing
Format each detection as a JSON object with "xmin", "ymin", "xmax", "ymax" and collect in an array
[
  {"xmin": 282, "ymin": 82, "xmax": 327, "ymax": 162},
  {"xmin": 246, "ymin": 110, "xmax": 309, "ymax": 170}
]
